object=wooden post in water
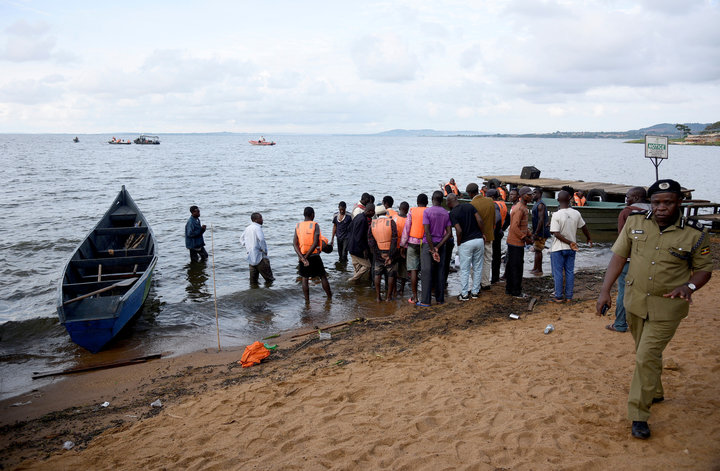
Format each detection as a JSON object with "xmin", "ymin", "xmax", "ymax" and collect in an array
[{"xmin": 210, "ymin": 224, "xmax": 221, "ymax": 352}]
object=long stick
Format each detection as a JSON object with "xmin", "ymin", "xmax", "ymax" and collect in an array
[
  {"xmin": 211, "ymin": 224, "xmax": 221, "ymax": 351},
  {"xmin": 63, "ymin": 277, "xmax": 137, "ymax": 305},
  {"xmin": 32, "ymin": 354, "xmax": 162, "ymax": 379}
]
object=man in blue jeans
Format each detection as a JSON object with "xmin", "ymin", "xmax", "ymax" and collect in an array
[
  {"xmin": 607, "ymin": 187, "xmax": 651, "ymax": 332},
  {"xmin": 447, "ymin": 193, "xmax": 485, "ymax": 300},
  {"xmin": 549, "ymin": 191, "xmax": 593, "ymax": 302}
]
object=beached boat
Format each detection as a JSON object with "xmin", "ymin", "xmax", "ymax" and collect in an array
[
  {"xmin": 57, "ymin": 186, "xmax": 158, "ymax": 353},
  {"xmin": 134, "ymin": 134, "xmax": 160, "ymax": 145},
  {"xmin": 249, "ymin": 140, "xmax": 275, "ymax": 146}
]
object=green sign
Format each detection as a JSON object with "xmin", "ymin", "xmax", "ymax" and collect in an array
[{"xmin": 645, "ymin": 135, "xmax": 668, "ymax": 159}]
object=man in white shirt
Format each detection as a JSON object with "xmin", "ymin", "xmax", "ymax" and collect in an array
[
  {"xmin": 549, "ymin": 191, "xmax": 592, "ymax": 302},
  {"xmin": 241, "ymin": 213, "xmax": 274, "ymax": 286}
]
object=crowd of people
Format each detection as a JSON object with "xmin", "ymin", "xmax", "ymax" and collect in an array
[
  {"xmin": 183, "ymin": 179, "xmax": 596, "ymax": 305},
  {"xmin": 183, "ymin": 178, "xmax": 713, "ymax": 441}
]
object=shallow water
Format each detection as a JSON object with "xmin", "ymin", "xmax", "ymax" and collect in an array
[{"xmin": 1, "ymin": 134, "xmax": 717, "ymax": 399}]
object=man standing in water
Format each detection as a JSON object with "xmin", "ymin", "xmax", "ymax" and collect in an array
[
  {"xmin": 368, "ymin": 211, "xmax": 398, "ymax": 302},
  {"xmin": 505, "ymin": 187, "xmax": 533, "ymax": 297},
  {"xmin": 607, "ymin": 187, "xmax": 652, "ymax": 332},
  {"xmin": 185, "ymin": 205, "xmax": 208, "ymax": 263},
  {"xmin": 331, "ymin": 201, "xmax": 352, "ymax": 263},
  {"xmin": 596, "ymin": 179, "xmax": 712, "ymax": 440},
  {"xmin": 348, "ymin": 203, "xmax": 375, "ymax": 282},
  {"xmin": 241, "ymin": 213, "xmax": 274, "ymax": 287},
  {"xmin": 293, "ymin": 207, "xmax": 332, "ymax": 303},
  {"xmin": 401, "ymin": 193, "xmax": 428, "ymax": 304}
]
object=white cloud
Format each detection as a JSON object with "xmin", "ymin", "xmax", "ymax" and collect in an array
[{"xmin": 352, "ymin": 33, "xmax": 419, "ymax": 82}]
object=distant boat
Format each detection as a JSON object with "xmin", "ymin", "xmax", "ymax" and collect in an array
[
  {"xmin": 73, "ymin": 137, "xmax": 79, "ymax": 143},
  {"xmin": 108, "ymin": 139, "xmax": 131, "ymax": 145},
  {"xmin": 249, "ymin": 139, "xmax": 276, "ymax": 146},
  {"xmin": 134, "ymin": 134, "xmax": 160, "ymax": 145},
  {"xmin": 57, "ymin": 186, "xmax": 158, "ymax": 353}
]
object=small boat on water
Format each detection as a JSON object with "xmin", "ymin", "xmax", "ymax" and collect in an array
[
  {"xmin": 73, "ymin": 137, "xmax": 79, "ymax": 143},
  {"xmin": 57, "ymin": 186, "xmax": 158, "ymax": 353},
  {"xmin": 108, "ymin": 138, "xmax": 131, "ymax": 145},
  {"xmin": 134, "ymin": 134, "xmax": 160, "ymax": 145},
  {"xmin": 249, "ymin": 139, "xmax": 275, "ymax": 146}
]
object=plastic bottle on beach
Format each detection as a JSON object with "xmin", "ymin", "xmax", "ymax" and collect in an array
[{"xmin": 544, "ymin": 324, "xmax": 554, "ymax": 334}]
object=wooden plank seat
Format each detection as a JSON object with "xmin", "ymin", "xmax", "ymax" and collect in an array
[
  {"xmin": 95, "ymin": 247, "xmax": 148, "ymax": 258},
  {"xmin": 62, "ymin": 279, "xmax": 136, "ymax": 295},
  {"xmin": 71, "ymin": 254, "xmax": 155, "ymax": 269},
  {"xmin": 94, "ymin": 226, "xmax": 148, "ymax": 236},
  {"xmin": 80, "ymin": 270, "xmax": 146, "ymax": 281}
]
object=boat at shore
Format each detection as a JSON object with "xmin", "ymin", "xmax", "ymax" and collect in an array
[
  {"xmin": 57, "ymin": 186, "xmax": 158, "ymax": 353},
  {"xmin": 477, "ymin": 174, "xmax": 718, "ymax": 239},
  {"xmin": 134, "ymin": 135, "xmax": 160, "ymax": 145},
  {"xmin": 249, "ymin": 139, "xmax": 275, "ymax": 146}
]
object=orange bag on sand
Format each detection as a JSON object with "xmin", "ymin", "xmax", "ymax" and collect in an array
[{"xmin": 239, "ymin": 341, "xmax": 271, "ymax": 368}]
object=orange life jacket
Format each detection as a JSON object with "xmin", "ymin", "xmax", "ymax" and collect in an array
[
  {"xmin": 392, "ymin": 214, "xmax": 407, "ymax": 237},
  {"xmin": 386, "ymin": 208, "xmax": 398, "ymax": 219},
  {"xmin": 443, "ymin": 183, "xmax": 460, "ymax": 196},
  {"xmin": 498, "ymin": 187, "xmax": 507, "ymax": 201},
  {"xmin": 494, "ymin": 200, "xmax": 508, "ymax": 227},
  {"xmin": 409, "ymin": 207, "xmax": 427, "ymax": 239},
  {"xmin": 573, "ymin": 193, "xmax": 586, "ymax": 206},
  {"xmin": 296, "ymin": 221, "xmax": 321, "ymax": 255},
  {"xmin": 371, "ymin": 218, "xmax": 393, "ymax": 251}
]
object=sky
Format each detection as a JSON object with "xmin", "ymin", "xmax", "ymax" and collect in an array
[{"xmin": 1, "ymin": 0, "xmax": 719, "ymax": 134}]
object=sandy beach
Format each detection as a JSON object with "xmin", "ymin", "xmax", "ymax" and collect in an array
[{"xmin": 2, "ymin": 255, "xmax": 720, "ymax": 469}]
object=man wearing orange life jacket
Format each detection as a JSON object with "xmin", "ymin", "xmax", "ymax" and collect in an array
[
  {"xmin": 442, "ymin": 178, "xmax": 460, "ymax": 197},
  {"xmin": 400, "ymin": 193, "xmax": 428, "ymax": 304},
  {"xmin": 497, "ymin": 185, "xmax": 507, "ymax": 201},
  {"xmin": 368, "ymin": 213, "xmax": 399, "ymax": 302},
  {"xmin": 573, "ymin": 190, "xmax": 587, "ymax": 207},
  {"xmin": 293, "ymin": 206, "xmax": 332, "ymax": 303},
  {"xmin": 382, "ymin": 195, "xmax": 398, "ymax": 219},
  {"xmin": 488, "ymin": 189, "xmax": 508, "ymax": 283},
  {"xmin": 393, "ymin": 201, "xmax": 410, "ymax": 296}
]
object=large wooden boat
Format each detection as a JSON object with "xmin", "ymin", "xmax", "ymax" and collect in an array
[{"xmin": 57, "ymin": 186, "xmax": 158, "ymax": 353}]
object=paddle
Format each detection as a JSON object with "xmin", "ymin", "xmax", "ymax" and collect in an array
[{"xmin": 63, "ymin": 277, "xmax": 137, "ymax": 305}]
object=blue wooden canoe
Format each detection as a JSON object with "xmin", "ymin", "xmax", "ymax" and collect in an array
[{"xmin": 57, "ymin": 186, "xmax": 158, "ymax": 353}]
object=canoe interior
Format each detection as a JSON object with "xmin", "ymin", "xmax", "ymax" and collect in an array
[{"xmin": 59, "ymin": 188, "xmax": 157, "ymax": 324}]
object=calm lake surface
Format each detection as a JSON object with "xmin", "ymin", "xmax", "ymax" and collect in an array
[{"xmin": 1, "ymin": 134, "xmax": 717, "ymax": 399}]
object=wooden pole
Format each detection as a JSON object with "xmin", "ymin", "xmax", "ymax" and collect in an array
[{"xmin": 210, "ymin": 224, "xmax": 221, "ymax": 351}]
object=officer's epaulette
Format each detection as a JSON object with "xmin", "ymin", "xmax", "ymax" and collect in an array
[
  {"xmin": 628, "ymin": 209, "xmax": 648, "ymax": 217},
  {"xmin": 683, "ymin": 217, "xmax": 705, "ymax": 231}
]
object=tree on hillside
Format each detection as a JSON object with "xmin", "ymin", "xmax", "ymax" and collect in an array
[
  {"xmin": 675, "ymin": 123, "xmax": 691, "ymax": 137},
  {"xmin": 701, "ymin": 121, "xmax": 720, "ymax": 134}
]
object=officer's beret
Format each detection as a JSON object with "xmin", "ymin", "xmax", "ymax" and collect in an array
[
  {"xmin": 486, "ymin": 189, "xmax": 499, "ymax": 198},
  {"xmin": 647, "ymin": 179, "xmax": 683, "ymax": 197}
]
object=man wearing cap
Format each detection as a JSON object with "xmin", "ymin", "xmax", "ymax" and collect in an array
[
  {"xmin": 505, "ymin": 186, "xmax": 533, "ymax": 297},
  {"xmin": 596, "ymin": 179, "xmax": 712, "ymax": 440}
]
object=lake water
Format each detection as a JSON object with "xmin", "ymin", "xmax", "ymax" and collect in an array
[{"xmin": 1, "ymin": 134, "xmax": 717, "ymax": 399}]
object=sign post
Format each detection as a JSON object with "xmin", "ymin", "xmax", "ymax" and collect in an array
[{"xmin": 645, "ymin": 135, "xmax": 668, "ymax": 181}]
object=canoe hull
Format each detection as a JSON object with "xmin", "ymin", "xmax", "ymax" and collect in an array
[
  {"xmin": 57, "ymin": 186, "xmax": 158, "ymax": 353},
  {"xmin": 249, "ymin": 140, "xmax": 275, "ymax": 146}
]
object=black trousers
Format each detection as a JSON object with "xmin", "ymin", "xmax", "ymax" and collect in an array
[
  {"xmin": 249, "ymin": 258, "xmax": 275, "ymax": 285},
  {"xmin": 337, "ymin": 238, "xmax": 349, "ymax": 263},
  {"xmin": 421, "ymin": 243, "xmax": 447, "ymax": 304},
  {"xmin": 491, "ymin": 230, "xmax": 503, "ymax": 283},
  {"xmin": 505, "ymin": 244, "xmax": 524, "ymax": 296},
  {"xmin": 189, "ymin": 246, "xmax": 208, "ymax": 263}
]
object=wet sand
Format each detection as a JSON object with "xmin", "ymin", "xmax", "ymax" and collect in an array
[{"xmin": 2, "ymin": 265, "xmax": 720, "ymax": 470}]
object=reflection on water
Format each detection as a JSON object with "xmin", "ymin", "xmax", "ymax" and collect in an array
[{"xmin": 185, "ymin": 262, "xmax": 211, "ymax": 301}]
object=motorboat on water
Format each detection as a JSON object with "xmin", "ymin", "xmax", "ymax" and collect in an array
[
  {"xmin": 134, "ymin": 134, "xmax": 160, "ymax": 145},
  {"xmin": 249, "ymin": 138, "xmax": 275, "ymax": 146}
]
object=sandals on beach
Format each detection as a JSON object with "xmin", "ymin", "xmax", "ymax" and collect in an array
[{"xmin": 605, "ymin": 324, "xmax": 627, "ymax": 332}]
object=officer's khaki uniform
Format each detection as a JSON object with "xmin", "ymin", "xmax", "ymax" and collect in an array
[{"xmin": 611, "ymin": 211, "xmax": 712, "ymax": 421}]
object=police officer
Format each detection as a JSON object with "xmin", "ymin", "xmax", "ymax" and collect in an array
[{"xmin": 596, "ymin": 179, "xmax": 712, "ymax": 440}]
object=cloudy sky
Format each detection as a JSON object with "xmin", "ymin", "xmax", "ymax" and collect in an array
[{"xmin": 1, "ymin": 0, "xmax": 718, "ymax": 134}]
